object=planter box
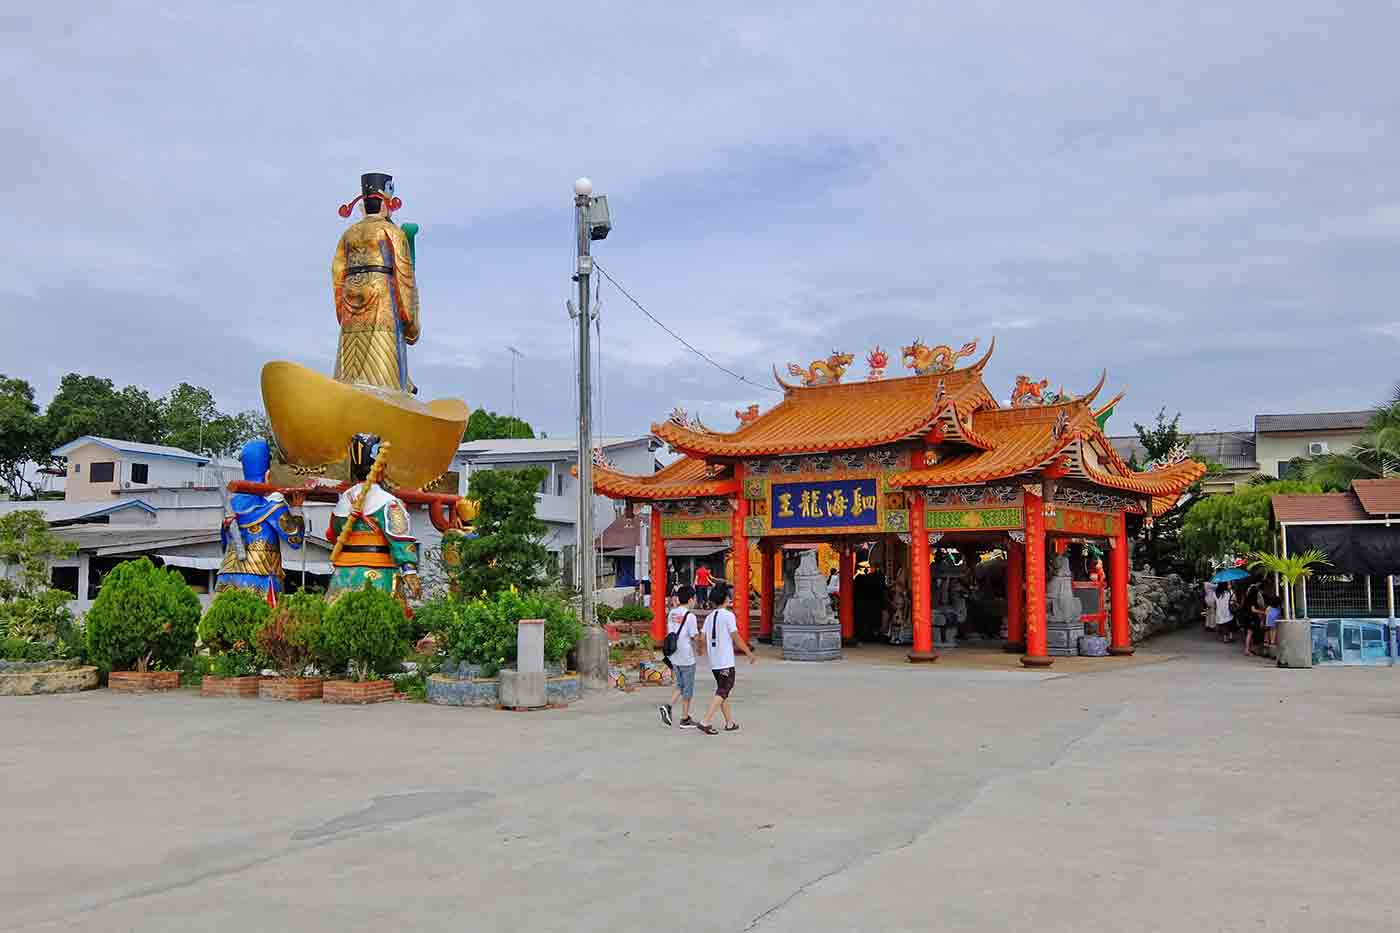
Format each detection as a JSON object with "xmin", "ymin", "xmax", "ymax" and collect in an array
[
  {"xmin": 322, "ymin": 679, "xmax": 396, "ymax": 705},
  {"xmin": 201, "ymin": 675, "xmax": 262, "ymax": 698},
  {"xmin": 259, "ymin": 676, "xmax": 324, "ymax": 701},
  {"xmin": 109, "ymin": 670, "xmax": 180, "ymax": 693}
]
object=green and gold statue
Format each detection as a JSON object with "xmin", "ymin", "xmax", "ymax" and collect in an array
[{"xmin": 327, "ymin": 434, "xmax": 421, "ymax": 608}]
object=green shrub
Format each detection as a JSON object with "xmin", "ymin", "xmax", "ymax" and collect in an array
[
  {"xmin": 594, "ymin": 603, "xmax": 615, "ymax": 623},
  {"xmin": 84, "ymin": 558, "xmax": 199, "ymax": 673},
  {"xmin": 431, "ymin": 588, "xmax": 583, "ymax": 676},
  {"xmin": 610, "ymin": 604, "xmax": 654, "ymax": 623},
  {"xmin": 0, "ymin": 590, "xmax": 83, "ymax": 660},
  {"xmin": 209, "ymin": 647, "xmax": 259, "ymax": 678},
  {"xmin": 2, "ymin": 636, "xmax": 54, "ymax": 661},
  {"xmin": 178, "ymin": 653, "xmax": 215, "ymax": 687},
  {"xmin": 199, "ymin": 588, "xmax": 271, "ymax": 654},
  {"xmin": 321, "ymin": 588, "xmax": 408, "ymax": 681},
  {"xmin": 253, "ymin": 592, "xmax": 325, "ymax": 677}
]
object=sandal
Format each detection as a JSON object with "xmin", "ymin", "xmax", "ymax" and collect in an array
[
  {"xmin": 724, "ymin": 723, "xmax": 740, "ymax": 732},
  {"xmin": 697, "ymin": 724, "xmax": 718, "ymax": 735}
]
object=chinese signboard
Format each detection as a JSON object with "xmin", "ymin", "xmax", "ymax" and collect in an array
[{"xmin": 770, "ymin": 478, "xmax": 880, "ymax": 531}]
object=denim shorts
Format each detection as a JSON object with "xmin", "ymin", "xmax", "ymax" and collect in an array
[{"xmin": 673, "ymin": 663, "xmax": 696, "ymax": 699}]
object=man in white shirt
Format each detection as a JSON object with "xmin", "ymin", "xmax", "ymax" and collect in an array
[
  {"xmin": 697, "ymin": 583, "xmax": 757, "ymax": 735},
  {"xmin": 660, "ymin": 585, "xmax": 700, "ymax": 728}
]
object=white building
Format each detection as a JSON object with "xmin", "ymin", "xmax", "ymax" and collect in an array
[
  {"xmin": 51, "ymin": 436, "xmax": 237, "ymax": 502},
  {"xmin": 452, "ymin": 435, "xmax": 660, "ymax": 576}
]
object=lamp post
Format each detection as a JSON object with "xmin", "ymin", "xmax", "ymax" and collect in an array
[{"xmin": 571, "ymin": 176, "xmax": 611, "ymax": 688}]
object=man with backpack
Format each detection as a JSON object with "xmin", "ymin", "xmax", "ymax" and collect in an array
[
  {"xmin": 696, "ymin": 583, "xmax": 757, "ymax": 735},
  {"xmin": 659, "ymin": 584, "xmax": 701, "ymax": 728}
]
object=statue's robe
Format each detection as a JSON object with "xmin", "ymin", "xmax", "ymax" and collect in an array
[
  {"xmin": 331, "ymin": 214, "xmax": 420, "ymax": 393},
  {"xmin": 327, "ymin": 482, "xmax": 419, "ymax": 607},
  {"xmin": 217, "ymin": 492, "xmax": 304, "ymax": 603}
]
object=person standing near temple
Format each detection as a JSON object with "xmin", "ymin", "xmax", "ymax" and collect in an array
[
  {"xmin": 693, "ymin": 563, "xmax": 713, "ymax": 607},
  {"xmin": 659, "ymin": 585, "xmax": 700, "ymax": 729},
  {"xmin": 696, "ymin": 584, "xmax": 757, "ymax": 735}
]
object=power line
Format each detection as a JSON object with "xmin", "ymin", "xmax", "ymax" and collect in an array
[{"xmin": 591, "ymin": 261, "xmax": 779, "ymax": 394}]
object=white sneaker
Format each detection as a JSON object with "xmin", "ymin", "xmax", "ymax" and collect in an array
[{"xmin": 659, "ymin": 705, "xmax": 673, "ymax": 727}]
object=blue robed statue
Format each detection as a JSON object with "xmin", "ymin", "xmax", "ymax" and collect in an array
[{"xmin": 216, "ymin": 440, "xmax": 305, "ymax": 604}]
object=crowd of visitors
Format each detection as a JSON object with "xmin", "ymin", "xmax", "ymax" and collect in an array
[{"xmin": 1204, "ymin": 577, "xmax": 1281, "ymax": 657}]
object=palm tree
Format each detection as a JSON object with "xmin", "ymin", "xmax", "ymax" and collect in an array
[
  {"xmin": 1247, "ymin": 549, "xmax": 1330, "ymax": 618},
  {"xmin": 1302, "ymin": 385, "xmax": 1400, "ymax": 489}
]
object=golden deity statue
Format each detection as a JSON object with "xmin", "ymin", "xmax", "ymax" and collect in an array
[
  {"xmin": 331, "ymin": 172, "xmax": 420, "ymax": 393},
  {"xmin": 259, "ymin": 171, "xmax": 470, "ymax": 491}
]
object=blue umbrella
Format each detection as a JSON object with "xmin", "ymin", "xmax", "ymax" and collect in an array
[{"xmin": 1210, "ymin": 567, "xmax": 1250, "ymax": 584}]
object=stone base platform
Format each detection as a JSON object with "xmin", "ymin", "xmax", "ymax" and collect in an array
[
  {"xmin": 0, "ymin": 660, "xmax": 99, "ymax": 696},
  {"xmin": 426, "ymin": 660, "xmax": 580, "ymax": 708}
]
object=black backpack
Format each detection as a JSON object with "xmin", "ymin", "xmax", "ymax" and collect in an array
[{"xmin": 663, "ymin": 612, "xmax": 694, "ymax": 657}]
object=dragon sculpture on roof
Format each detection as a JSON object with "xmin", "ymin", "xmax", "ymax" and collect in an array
[
  {"xmin": 786, "ymin": 351, "xmax": 855, "ymax": 386},
  {"xmin": 901, "ymin": 338, "xmax": 978, "ymax": 375},
  {"xmin": 735, "ymin": 404, "xmax": 760, "ymax": 427}
]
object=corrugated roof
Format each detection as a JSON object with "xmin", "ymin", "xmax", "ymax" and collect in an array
[
  {"xmin": 54, "ymin": 527, "xmax": 220, "ymax": 554},
  {"xmin": 50, "ymin": 436, "xmax": 210, "ymax": 463},
  {"xmin": 1351, "ymin": 478, "xmax": 1400, "ymax": 515},
  {"xmin": 1271, "ymin": 493, "xmax": 1370, "ymax": 524},
  {"xmin": 1255, "ymin": 411, "xmax": 1375, "ymax": 433},
  {"xmin": 0, "ymin": 499, "xmax": 157, "ymax": 524},
  {"xmin": 1109, "ymin": 431, "xmax": 1257, "ymax": 470}
]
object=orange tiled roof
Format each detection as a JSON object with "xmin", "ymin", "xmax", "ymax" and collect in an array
[
  {"xmin": 653, "ymin": 370, "xmax": 993, "ymax": 457},
  {"xmin": 592, "ymin": 456, "xmax": 737, "ymax": 500},
  {"xmin": 1351, "ymin": 478, "xmax": 1400, "ymax": 515},
  {"xmin": 1080, "ymin": 456, "xmax": 1207, "ymax": 497},
  {"xmin": 889, "ymin": 402, "xmax": 1088, "ymax": 486}
]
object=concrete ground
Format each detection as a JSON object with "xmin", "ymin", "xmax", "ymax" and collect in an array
[{"xmin": 5, "ymin": 628, "xmax": 1399, "ymax": 933}]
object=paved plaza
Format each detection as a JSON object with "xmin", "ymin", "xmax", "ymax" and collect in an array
[{"xmin": 6, "ymin": 629, "xmax": 1399, "ymax": 932}]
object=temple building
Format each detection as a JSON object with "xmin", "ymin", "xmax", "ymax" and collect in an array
[{"xmin": 590, "ymin": 339, "xmax": 1205, "ymax": 667}]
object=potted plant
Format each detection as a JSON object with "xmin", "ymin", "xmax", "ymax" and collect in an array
[
  {"xmin": 319, "ymin": 588, "xmax": 408, "ymax": 704},
  {"xmin": 197, "ymin": 589, "xmax": 271, "ymax": 698},
  {"xmin": 1247, "ymin": 549, "xmax": 1329, "ymax": 669},
  {"xmin": 85, "ymin": 558, "xmax": 199, "ymax": 692},
  {"xmin": 254, "ymin": 593, "xmax": 327, "ymax": 700}
]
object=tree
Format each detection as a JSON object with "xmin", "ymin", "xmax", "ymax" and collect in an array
[
  {"xmin": 1129, "ymin": 408, "xmax": 1208, "ymax": 573},
  {"xmin": 449, "ymin": 468, "xmax": 550, "ymax": 597},
  {"xmin": 1247, "ymin": 548, "xmax": 1329, "ymax": 619},
  {"xmin": 1181, "ymin": 480, "xmax": 1323, "ymax": 563},
  {"xmin": 45, "ymin": 373, "xmax": 164, "ymax": 447},
  {"xmin": 160, "ymin": 383, "xmax": 221, "ymax": 454},
  {"xmin": 0, "ymin": 510, "xmax": 77, "ymax": 597},
  {"xmin": 1302, "ymin": 385, "xmax": 1400, "ymax": 489},
  {"xmin": 0, "ymin": 375, "xmax": 48, "ymax": 498},
  {"xmin": 464, "ymin": 409, "xmax": 535, "ymax": 442}
]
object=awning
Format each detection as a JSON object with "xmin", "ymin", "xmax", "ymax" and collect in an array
[
  {"xmin": 158, "ymin": 554, "xmax": 335, "ymax": 575},
  {"xmin": 1282, "ymin": 525, "xmax": 1400, "ymax": 576}
]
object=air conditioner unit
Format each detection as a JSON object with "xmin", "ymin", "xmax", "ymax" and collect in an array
[{"xmin": 1308, "ymin": 441, "xmax": 1330, "ymax": 456}]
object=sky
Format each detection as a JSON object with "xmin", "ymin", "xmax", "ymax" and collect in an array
[{"xmin": 3, "ymin": 1, "xmax": 1398, "ymax": 443}]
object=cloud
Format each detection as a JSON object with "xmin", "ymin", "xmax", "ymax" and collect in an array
[{"xmin": 2, "ymin": 1, "xmax": 1396, "ymax": 441}]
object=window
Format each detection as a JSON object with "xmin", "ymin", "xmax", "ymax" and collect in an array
[
  {"xmin": 89, "ymin": 461, "xmax": 115, "ymax": 483},
  {"xmin": 72, "ymin": 463, "xmax": 81, "ymax": 475},
  {"xmin": 1277, "ymin": 460, "xmax": 1299, "ymax": 480},
  {"xmin": 130, "ymin": 463, "xmax": 149, "ymax": 484},
  {"xmin": 50, "ymin": 566, "xmax": 79, "ymax": 598},
  {"xmin": 556, "ymin": 472, "xmax": 564, "ymax": 496}
]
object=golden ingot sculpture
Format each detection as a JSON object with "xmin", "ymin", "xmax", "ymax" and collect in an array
[{"xmin": 261, "ymin": 172, "xmax": 469, "ymax": 490}]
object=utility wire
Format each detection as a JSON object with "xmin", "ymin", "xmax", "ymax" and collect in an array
[{"xmin": 592, "ymin": 260, "xmax": 779, "ymax": 394}]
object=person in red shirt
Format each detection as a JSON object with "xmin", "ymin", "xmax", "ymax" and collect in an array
[{"xmin": 693, "ymin": 564, "xmax": 713, "ymax": 607}]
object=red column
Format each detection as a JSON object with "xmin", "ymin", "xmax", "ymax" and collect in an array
[
  {"xmin": 1109, "ymin": 511, "xmax": 1133, "ymax": 655},
  {"xmin": 650, "ymin": 506, "xmax": 667, "ymax": 644},
  {"xmin": 1021, "ymin": 492, "xmax": 1052, "ymax": 667},
  {"xmin": 1005, "ymin": 538, "xmax": 1025, "ymax": 651},
  {"xmin": 908, "ymin": 491, "xmax": 938, "ymax": 662},
  {"xmin": 759, "ymin": 540, "xmax": 775, "ymax": 641},
  {"xmin": 839, "ymin": 544, "xmax": 856, "ymax": 643},
  {"xmin": 732, "ymin": 496, "xmax": 751, "ymax": 643}
]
